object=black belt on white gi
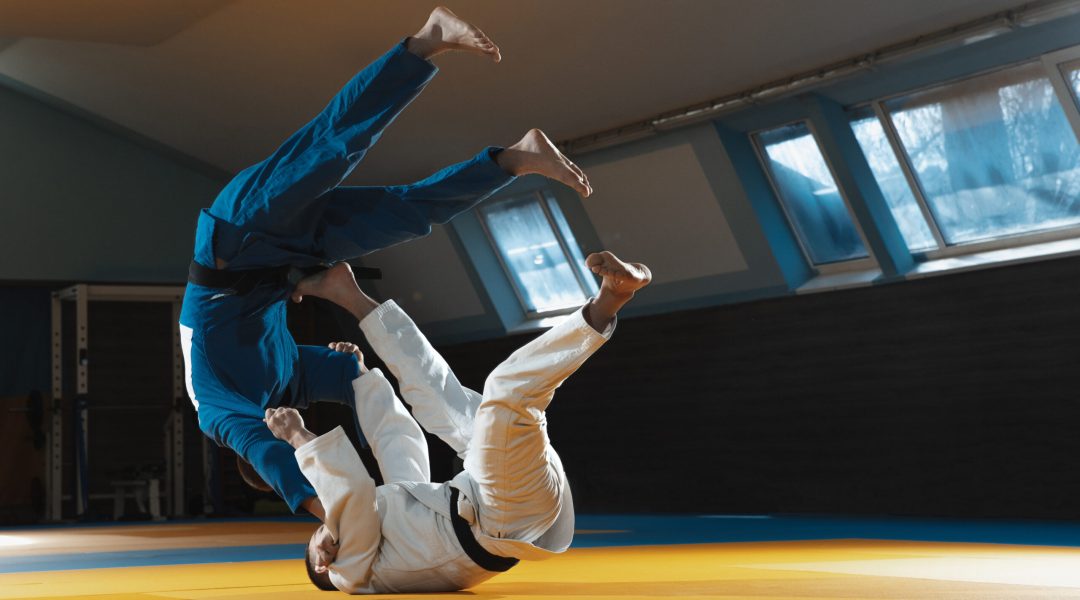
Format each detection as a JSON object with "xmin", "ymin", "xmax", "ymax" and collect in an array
[
  {"xmin": 188, "ymin": 261, "xmax": 382, "ymax": 295},
  {"xmin": 448, "ymin": 487, "xmax": 519, "ymax": 572}
]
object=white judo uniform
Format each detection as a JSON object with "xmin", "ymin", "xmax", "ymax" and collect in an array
[{"xmin": 293, "ymin": 300, "xmax": 614, "ymax": 594}]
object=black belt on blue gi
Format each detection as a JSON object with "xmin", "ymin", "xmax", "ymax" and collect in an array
[
  {"xmin": 188, "ymin": 261, "xmax": 382, "ymax": 295},
  {"xmin": 449, "ymin": 487, "xmax": 519, "ymax": 572}
]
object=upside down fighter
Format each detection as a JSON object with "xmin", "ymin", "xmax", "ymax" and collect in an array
[
  {"xmin": 179, "ymin": 6, "xmax": 592, "ymax": 519},
  {"xmin": 265, "ymin": 250, "xmax": 652, "ymax": 593}
]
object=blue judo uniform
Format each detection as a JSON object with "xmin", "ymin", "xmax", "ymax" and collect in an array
[{"xmin": 178, "ymin": 41, "xmax": 515, "ymax": 513}]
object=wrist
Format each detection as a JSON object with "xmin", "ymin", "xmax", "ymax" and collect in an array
[{"xmin": 288, "ymin": 428, "xmax": 317, "ymax": 449}]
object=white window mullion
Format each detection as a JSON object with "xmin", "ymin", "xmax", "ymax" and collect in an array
[
  {"xmin": 871, "ymin": 101, "xmax": 948, "ymax": 251},
  {"xmin": 1040, "ymin": 50, "xmax": 1080, "ymax": 151}
]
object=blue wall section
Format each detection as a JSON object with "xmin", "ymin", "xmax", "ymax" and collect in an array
[
  {"xmin": 0, "ymin": 80, "xmax": 226, "ymax": 283},
  {"xmin": 0, "ymin": 288, "xmax": 50, "ymax": 395}
]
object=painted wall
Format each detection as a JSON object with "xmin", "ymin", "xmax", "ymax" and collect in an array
[
  {"xmin": 429, "ymin": 253, "xmax": 1080, "ymax": 518},
  {"xmin": 361, "ymin": 224, "xmax": 489, "ymax": 325},
  {"xmin": 0, "ymin": 83, "xmax": 225, "ymax": 283},
  {"xmin": 571, "ymin": 122, "xmax": 789, "ymax": 316}
]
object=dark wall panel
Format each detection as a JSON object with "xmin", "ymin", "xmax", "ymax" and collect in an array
[{"xmin": 430, "ymin": 256, "xmax": 1080, "ymax": 519}]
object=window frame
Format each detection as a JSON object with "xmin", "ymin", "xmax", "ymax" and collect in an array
[
  {"xmin": 751, "ymin": 118, "xmax": 878, "ymax": 274},
  {"xmin": 476, "ymin": 190, "xmax": 598, "ymax": 319},
  {"xmin": 851, "ymin": 51, "xmax": 1080, "ymax": 260}
]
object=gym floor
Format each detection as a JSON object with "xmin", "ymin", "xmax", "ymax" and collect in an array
[{"xmin": 3, "ymin": 515, "xmax": 1080, "ymax": 599}]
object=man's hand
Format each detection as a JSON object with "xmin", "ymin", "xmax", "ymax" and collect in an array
[
  {"xmin": 311, "ymin": 524, "xmax": 340, "ymax": 572},
  {"xmin": 329, "ymin": 341, "xmax": 369, "ymax": 374},
  {"xmin": 264, "ymin": 407, "xmax": 317, "ymax": 449}
]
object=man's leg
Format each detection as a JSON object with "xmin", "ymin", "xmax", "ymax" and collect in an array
[
  {"xmin": 211, "ymin": 8, "xmax": 501, "ymax": 267},
  {"xmin": 291, "ymin": 250, "xmax": 648, "ymax": 541},
  {"xmin": 313, "ymin": 129, "xmax": 592, "ymax": 264},
  {"xmin": 292, "ymin": 344, "xmax": 431, "ymax": 484},
  {"xmin": 465, "ymin": 251, "xmax": 651, "ymax": 542},
  {"xmin": 293, "ymin": 265, "xmax": 482, "ymax": 459}
]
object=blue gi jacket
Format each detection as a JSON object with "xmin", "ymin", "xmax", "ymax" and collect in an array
[{"xmin": 179, "ymin": 42, "xmax": 515, "ymax": 512}]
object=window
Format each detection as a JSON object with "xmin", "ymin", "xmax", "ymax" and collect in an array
[
  {"xmin": 883, "ymin": 61, "xmax": 1080, "ymax": 245},
  {"xmin": 479, "ymin": 192, "xmax": 598, "ymax": 316},
  {"xmin": 1067, "ymin": 60, "xmax": 1080, "ymax": 98},
  {"xmin": 849, "ymin": 110, "xmax": 938, "ymax": 252},
  {"xmin": 756, "ymin": 122, "xmax": 869, "ymax": 265}
]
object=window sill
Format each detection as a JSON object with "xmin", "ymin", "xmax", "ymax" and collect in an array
[
  {"xmin": 907, "ymin": 236, "xmax": 1080, "ymax": 280},
  {"xmin": 796, "ymin": 268, "xmax": 883, "ymax": 295},
  {"xmin": 794, "ymin": 236, "xmax": 1080, "ymax": 297}
]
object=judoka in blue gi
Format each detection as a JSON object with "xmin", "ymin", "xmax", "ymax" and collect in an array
[{"xmin": 178, "ymin": 6, "xmax": 593, "ymax": 520}]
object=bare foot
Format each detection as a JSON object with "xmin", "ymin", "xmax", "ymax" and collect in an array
[
  {"xmin": 583, "ymin": 251, "xmax": 651, "ymax": 332},
  {"xmin": 328, "ymin": 341, "xmax": 369, "ymax": 374},
  {"xmin": 407, "ymin": 6, "xmax": 501, "ymax": 62},
  {"xmin": 498, "ymin": 129, "xmax": 592, "ymax": 197},
  {"xmin": 291, "ymin": 263, "xmax": 356, "ymax": 304},
  {"xmin": 291, "ymin": 263, "xmax": 380, "ymax": 322},
  {"xmin": 587, "ymin": 251, "xmax": 651, "ymax": 297}
]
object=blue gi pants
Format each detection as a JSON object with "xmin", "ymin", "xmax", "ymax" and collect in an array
[{"xmin": 179, "ymin": 41, "xmax": 516, "ymax": 513}]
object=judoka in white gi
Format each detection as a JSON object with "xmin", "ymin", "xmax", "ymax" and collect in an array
[{"xmin": 264, "ymin": 251, "xmax": 652, "ymax": 593}]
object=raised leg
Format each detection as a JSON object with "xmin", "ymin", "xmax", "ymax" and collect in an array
[
  {"xmin": 212, "ymin": 42, "xmax": 437, "ymax": 267},
  {"xmin": 313, "ymin": 128, "xmax": 591, "ymax": 264},
  {"xmin": 291, "ymin": 342, "xmax": 431, "ymax": 485},
  {"xmin": 210, "ymin": 7, "xmax": 502, "ymax": 268},
  {"xmin": 293, "ymin": 264, "xmax": 481, "ymax": 458},
  {"xmin": 464, "ymin": 251, "xmax": 650, "ymax": 541},
  {"xmin": 358, "ymin": 302, "xmax": 482, "ymax": 459}
]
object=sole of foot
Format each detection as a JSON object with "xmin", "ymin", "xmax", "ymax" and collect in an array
[
  {"xmin": 503, "ymin": 129, "xmax": 592, "ymax": 197},
  {"xmin": 291, "ymin": 263, "xmax": 357, "ymax": 304},
  {"xmin": 586, "ymin": 251, "xmax": 652, "ymax": 295}
]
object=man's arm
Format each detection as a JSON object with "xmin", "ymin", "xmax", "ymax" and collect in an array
[
  {"xmin": 266, "ymin": 408, "xmax": 382, "ymax": 594},
  {"xmin": 221, "ymin": 415, "xmax": 322, "ymax": 517},
  {"xmin": 264, "ymin": 414, "xmax": 328, "ymax": 522},
  {"xmin": 301, "ymin": 496, "xmax": 326, "ymax": 522},
  {"xmin": 266, "ymin": 407, "xmax": 318, "ymax": 449}
]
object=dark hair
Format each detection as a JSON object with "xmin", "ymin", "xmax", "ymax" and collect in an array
[
  {"xmin": 236, "ymin": 455, "xmax": 273, "ymax": 492},
  {"xmin": 305, "ymin": 545, "xmax": 337, "ymax": 591}
]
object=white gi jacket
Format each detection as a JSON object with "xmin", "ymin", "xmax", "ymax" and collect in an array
[
  {"xmin": 294, "ymin": 300, "xmax": 609, "ymax": 594},
  {"xmin": 295, "ymin": 427, "xmax": 575, "ymax": 593}
]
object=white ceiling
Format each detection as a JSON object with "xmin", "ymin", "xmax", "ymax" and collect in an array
[{"xmin": 0, "ymin": 0, "xmax": 1030, "ymax": 185}]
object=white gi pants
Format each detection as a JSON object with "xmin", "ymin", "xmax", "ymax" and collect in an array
[{"xmin": 356, "ymin": 300, "xmax": 612, "ymax": 544}]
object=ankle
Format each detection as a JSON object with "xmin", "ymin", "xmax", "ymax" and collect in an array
[
  {"xmin": 583, "ymin": 303, "xmax": 613, "ymax": 333},
  {"xmin": 405, "ymin": 35, "xmax": 438, "ymax": 60},
  {"xmin": 495, "ymin": 148, "xmax": 523, "ymax": 176},
  {"xmin": 346, "ymin": 295, "xmax": 379, "ymax": 322}
]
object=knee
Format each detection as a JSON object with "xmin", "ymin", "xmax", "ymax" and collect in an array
[{"xmin": 482, "ymin": 367, "xmax": 533, "ymax": 404}]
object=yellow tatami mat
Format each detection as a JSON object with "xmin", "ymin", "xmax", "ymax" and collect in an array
[{"xmin": 4, "ymin": 519, "xmax": 1080, "ymax": 599}]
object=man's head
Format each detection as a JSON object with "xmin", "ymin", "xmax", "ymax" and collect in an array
[
  {"xmin": 305, "ymin": 524, "xmax": 338, "ymax": 591},
  {"xmin": 236, "ymin": 456, "xmax": 273, "ymax": 492}
]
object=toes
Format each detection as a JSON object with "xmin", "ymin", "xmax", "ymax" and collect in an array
[
  {"xmin": 565, "ymin": 177, "xmax": 589, "ymax": 197},
  {"xmin": 557, "ymin": 168, "xmax": 589, "ymax": 196}
]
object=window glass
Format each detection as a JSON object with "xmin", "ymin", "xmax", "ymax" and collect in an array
[
  {"xmin": 849, "ymin": 113, "xmax": 938, "ymax": 251},
  {"xmin": 885, "ymin": 62, "xmax": 1080, "ymax": 245},
  {"xmin": 481, "ymin": 197, "xmax": 589, "ymax": 314},
  {"xmin": 544, "ymin": 194, "xmax": 599, "ymax": 296},
  {"xmin": 758, "ymin": 123, "xmax": 869, "ymax": 264}
]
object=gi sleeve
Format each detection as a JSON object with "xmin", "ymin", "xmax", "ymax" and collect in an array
[
  {"xmin": 220, "ymin": 414, "xmax": 316, "ymax": 514},
  {"xmin": 295, "ymin": 426, "xmax": 382, "ymax": 594}
]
